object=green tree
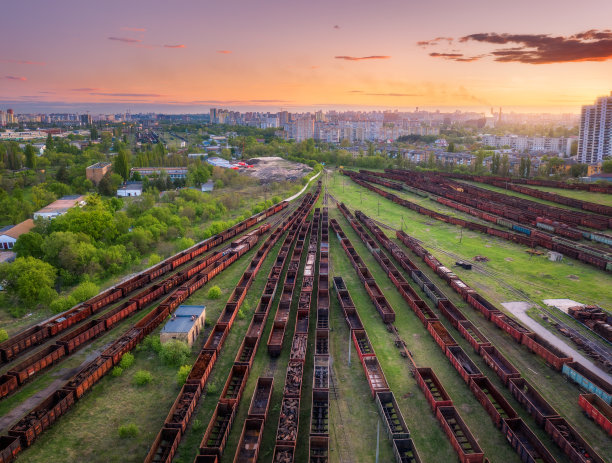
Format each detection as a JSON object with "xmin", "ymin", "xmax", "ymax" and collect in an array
[
  {"xmin": 133, "ymin": 370, "xmax": 153, "ymax": 386},
  {"xmin": 114, "ymin": 148, "xmax": 130, "ymax": 181},
  {"xmin": 569, "ymin": 163, "xmax": 588, "ymax": 178},
  {"xmin": 0, "ymin": 257, "xmax": 57, "ymax": 309},
  {"xmin": 46, "ymin": 133, "xmax": 54, "ymax": 152},
  {"xmin": 0, "ymin": 329, "xmax": 8, "ymax": 343},
  {"xmin": 602, "ymin": 159, "xmax": 612, "ymax": 173},
  {"xmin": 90, "ymin": 126, "xmax": 99, "ymax": 141},
  {"xmin": 13, "ymin": 232, "xmax": 44, "ymax": 259},
  {"xmin": 447, "ymin": 142, "xmax": 455, "ymax": 153},
  {"xmin": 24, "ymin": 144, "xmax": 37, "ymax": 169},
  {"xmin": 500, "ymin": 154, "xmax": 510, "ymax": 176}
]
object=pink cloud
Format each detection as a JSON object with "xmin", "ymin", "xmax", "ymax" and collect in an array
[
  {"xmin": 0, "ymin": 59, "xmax": 45, "ymax": 66},
  {"xmin": 217, "ymin": 50, "xmax": 232, "ymax": 54},
  {"xmin": 5, "ymin": 75, "xmax": 27, "ymax": 81},
  {"xmin": 334, "ymin": 55, "xmax": 391, "ymax": 61},
  {"xmin": 164, "ymin": 44, "xmax": 186, "ymax": 48},
  {"xmin": 108, "ymin": 37, "xmax": 142, "ymax": 44}
]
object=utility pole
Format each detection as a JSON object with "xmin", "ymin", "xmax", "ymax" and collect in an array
[
  {"xmin": 376, "ymin": 419, "xmax": 380, "ymax": 463},
  {"xmin": 459, "ymin": 228, "xmax": 463, "ymax": 243},
  {"xmin": 348, "ymin": 333, "xmax": 351, "ymax": 366},
  {"xmin": 378, "ymin": 199, "xmax": 380, "ymax": 216}
]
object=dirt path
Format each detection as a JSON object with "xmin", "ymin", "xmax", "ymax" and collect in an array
[
  {"xmin": 502, "ymin": 301, "xmax": 612, "ymax": 383},
  {"xmin": 284, "ymin": 171, "xmax": 321, "ymax": 202}
]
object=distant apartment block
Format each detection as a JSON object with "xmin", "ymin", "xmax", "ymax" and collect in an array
[
  {"xmin": 482, "ymin": 134, "xmax": 573, "ymax": 155},
  {"xmin": 578, "ymin": 92, "xmax": 612, "ymax": 164},
  {"xmin": 34, "ymin": 195, "xmax": 86, "ymax": 219},
  {"xmin": 86, "ymin": 162, "xmax": 112, "ymax": 185}
]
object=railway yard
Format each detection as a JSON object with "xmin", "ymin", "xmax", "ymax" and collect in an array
[{"xmin": 0, "ymin": 170, "xmax": 611, "ymax": 463}]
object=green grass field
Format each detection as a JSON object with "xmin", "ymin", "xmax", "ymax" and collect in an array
[{"xmin": 328, "ymin": 171, "xmax": 612, "ymax": 309}]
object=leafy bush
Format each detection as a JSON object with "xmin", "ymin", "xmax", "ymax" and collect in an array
[
  {"xmin": 148, "ymin": 253, "xmax": 161, "ymax": 266},
  {"xmin": 111, "ymin": 366, "xmax": 123, "ymax": 377},
  {"xmin": 49, "ymin": 295, "xmax": 75, "ymax": 314},
  {"xmin": 142, "ymin": 335, "xmax": 162, "ymax": 353},
  {"xmin": 133, "ymin": 370, "xmax": 153, "ymax": 386},
  {"xmin": 192, "ymin": 419, "xmax": 204, "ymax": 432},
  {"xmin": 160, "ymin": 340, "xmax": 190, "ymax": 367},
  {"xmin": 0, "ymin": 329, "xmax": 8, "ymax": 343},
  {"xmin": 207, "ymin": 286, "xmax": 221, "ymax": 299},
  {"xmin": 118, "ymin": 423, "xmax": 139, "ymax": 438},
  {"xmin": 237, "ymin": 309, "xmax": 246, "ymax": 320},
  {"xmin": 70, "ymin": 280, "xmax": 99, "ymax": 303},
  {"xmin": 177, "ymin": 365, "xmax": 191, "ymax": 384},
  {"xmin": 119, "ymin": 352, "xmax": 135, "ymax": 369}
]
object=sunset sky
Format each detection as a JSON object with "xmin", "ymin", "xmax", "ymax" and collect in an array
[{"xmin": 1, "ymin": 0, "xmax": 611, "ymax": 113}]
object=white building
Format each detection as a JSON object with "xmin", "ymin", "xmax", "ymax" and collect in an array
[
  {"xmin": 33, "ymin": 195, "xmax": 85, "ymax": 219},
  {"xmin": 482, "ymin": 134, "xmax": 573, "ymax": 155},
  {"xmin": 578, "ymin": 92, "xmax": 612, "ymax": 164},
  {"xmin": 117, "ymin": 183, "xmax": 143, "ymax": 197},
  {"xmin": 0, "ymin": 219, "xmax": 35, "ymax": 250}
]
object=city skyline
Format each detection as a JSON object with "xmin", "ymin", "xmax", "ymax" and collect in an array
[{"xmin": 1, "ymin": 0, "xmax": 612, "ymax": 113}]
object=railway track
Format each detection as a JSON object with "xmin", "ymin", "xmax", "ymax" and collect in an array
[{"xmin": 367, "ymin": 213, "xmax": 612, "ymax": 368}]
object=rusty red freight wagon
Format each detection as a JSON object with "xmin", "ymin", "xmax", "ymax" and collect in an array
[
  {"xmin": 0, "ymin": 435, "xmax": 20, "ymax": 463},
  {"xmin": 467, "ymin": 293, "xmax": 501, "ymax": 320},
  {"xmin": 376, "ymin": 391, "xmax": 410, "ymax": 440},
  {"xmin": 0, "ymin": 325, "xmax": 49, "ymax": 364},
  {"xmin": 56, "ymin": 320, "xmax": 106, "ymax": 354},
  {"xmin": 521, "ymin": 333, "xmax": 572, "ymax": 370},
  {"xmin": 544, "ymin": 416, "xmax": 605, "ymax": 463},
  {"xmin": 144, "ymin": 427, "xmax": 181, "ymax": 463},
  {"xmin": 428, "ymin": 321, "xmax": 458, "ymax": 353},
  {"xmin": 435, "ymin": 406, "xmax": 484, "ymax": 463},
  {"xmin": 219, "ymin": 364, "xmax": 249, "ymax": 405},
  {"xmin": 481, "ymin": 346, "xmax": 521, "ymax": 385},
  {"xmin": 501, "ymin": 418, "xmax": 558, "ymax": 463},
  {"xmin": 164, "ymin": 383, "xmax": 202, "ymax": 433},
  {"xmin": 97, "ymin": 301, "xmax": 138, "ymax": 330},
  {"xmin": 232, "ymin": 418, "xmax": 265, "ymax": 463},
  {"xmin": 63, "ymin": 355, "xmax": 113, "ymax": 399},
  {"xmin": 578, "ymin": 393, "xmax": 612, "ymax": 436},
  {"xmin": 8, "ymin": 389, "xmax": 75, "ymax": 448},
  {"xmin": 248, "ymin": 377, "xmax": 274, "ymax": 421},
  {"xmin": 491, "ymin": 313, "xmax": 532, "ymax": 343},
  {"xmin": 469, "ymin": 376, "xmax": 518, "ymax": 428},
  {"xmin": 393, "ymin": 438, "xmax": 422, "ymax": 463},
  {"xmin": 438, "ymin": 299, "xmax": 468, "ymax": 329},
  {"xmin": 7, "ymin": 344, "xmax": 66, "ymax": 385},
  {"xmin": 445, "ymin": 345, "xmax": 483, "ymax": 384},
  {"xmin": 458, "ymin": 321, "xmax": 491, "ymax": 354},
  {"xmin": 309, "ymin": 436, "xmax": 329, "ymax": 463},
  {"xmin": 186, "ymin": 349, "xmax": 217, "ymax": 389},
  {"xmin": 362, "ymin": 356, "xmax": 390, "ymax": 397},
  {"xmin": 199, "ymin": 402, "xmax": 237, "ymax": 457},
  {"xmin": 508, "ymin": 378, "xmax": 559, "ymax": 427},
  {"xmin": 415, "ymin": 367, "xmax": 453, "ymax": 411}
]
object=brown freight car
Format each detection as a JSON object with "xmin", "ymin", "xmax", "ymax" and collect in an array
[
  {"xmin": 508, "ymin": 378, "xmax": 559, "ymax": 427},
  {"xmin": 469, "ymin": 376, "xmax": 518, "ymax": 428}
]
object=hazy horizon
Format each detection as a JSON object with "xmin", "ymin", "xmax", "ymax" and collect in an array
[{"xmin": 1, "ymin": 0, "xmax": 611, "ymax": 116}]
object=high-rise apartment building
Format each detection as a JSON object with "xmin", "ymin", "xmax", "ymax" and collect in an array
[{"xmin": 578, "ymin": 92, "xmax": 612, "ymax": 164}]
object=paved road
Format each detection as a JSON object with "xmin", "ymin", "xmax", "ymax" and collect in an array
[{"xmin": 502, "ymin": 301, "xmax": 612, "ymax": 383}]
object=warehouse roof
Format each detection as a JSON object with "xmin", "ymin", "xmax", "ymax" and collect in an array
[
  {"xmin": 161, "ymin": 305, "xmax": 205, "ymax": 334},
  {"xmin": 0, "ymin": 219, "xmax": 35, "ymax": 239}
]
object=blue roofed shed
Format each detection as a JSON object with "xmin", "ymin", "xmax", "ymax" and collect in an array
[{"xmin": 160, "ymin": 305, "xmax": 206, "ymax": 347}]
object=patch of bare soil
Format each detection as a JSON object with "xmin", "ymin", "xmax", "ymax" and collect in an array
[{"xmin": 243, "ymin": 157, "xmax": 312, "ymax": 183}]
